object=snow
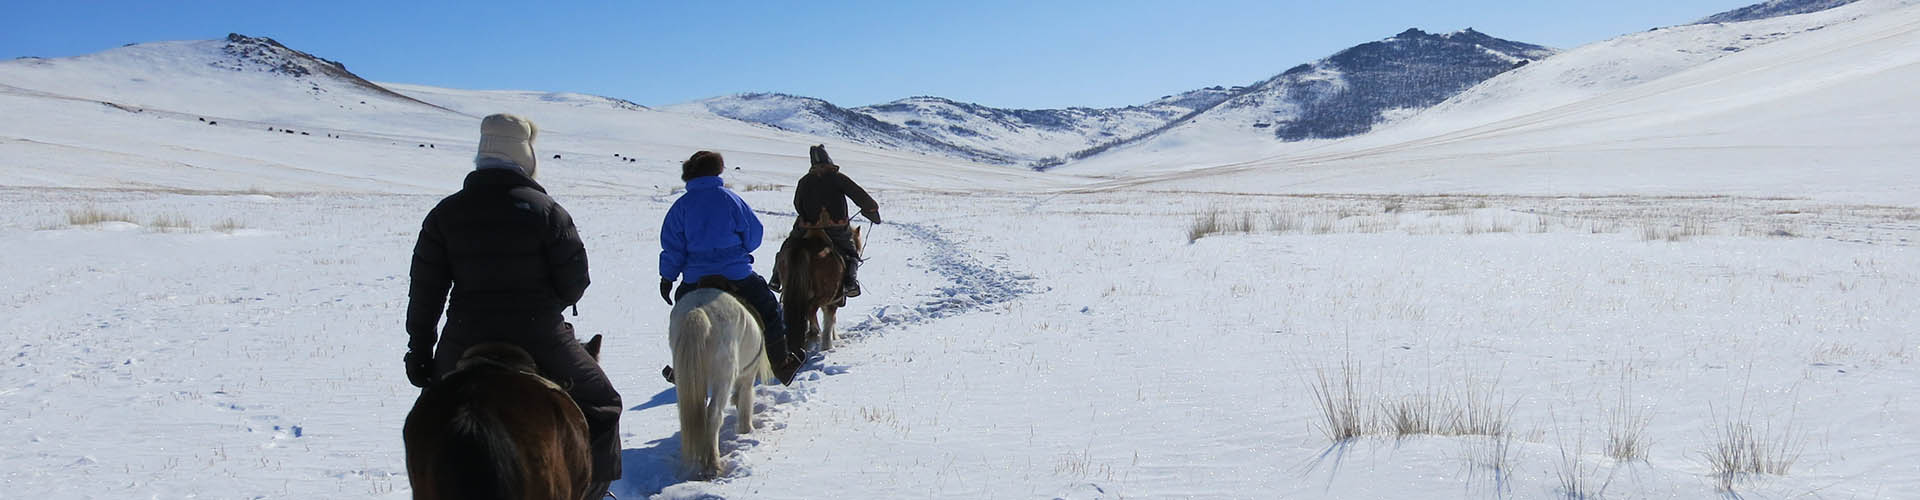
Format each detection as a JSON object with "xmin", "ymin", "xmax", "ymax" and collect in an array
[{"xmin": 3, "ymin": 3, "xmax": 1919, "ymax": 499}]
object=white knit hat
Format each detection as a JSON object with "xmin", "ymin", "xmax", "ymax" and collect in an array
[{"xmin": 476, "ymin": 113, "xmax": 538, "ymax": 178}]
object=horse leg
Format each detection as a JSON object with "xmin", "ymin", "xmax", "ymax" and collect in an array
[
  {"xmin": 733, "ymin": 372, "xmax": 755, "ymax": 434},
  {"xmin": 806, "ymin": 308, "xmax": 822, "ymax": 349},
  {"xmin": 821, "ymin": 305, "xmax": 838, "ymax": 351}
]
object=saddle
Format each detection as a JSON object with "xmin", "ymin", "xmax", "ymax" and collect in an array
[{"xmin": 689, "ymin": 275, "xmax": 768, "ymax": 332}]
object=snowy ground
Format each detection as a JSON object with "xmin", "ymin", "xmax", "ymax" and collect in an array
[{"xmin": 3, "ymin": 185, "xmax": 1915, "ymax": 499}]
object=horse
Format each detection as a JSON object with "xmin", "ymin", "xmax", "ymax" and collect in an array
[
  {"xmin": 778, "ymin": 216, "xmax": 863, "ymax": 352},
  {"xmin": 403, "ymin": 335, "xmax": 604, "ymax": 500},
  {"xmin": 669, "ymin": 287, "xmax": 777, "ymax": 480}
]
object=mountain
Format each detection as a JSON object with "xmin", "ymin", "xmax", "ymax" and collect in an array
[
  {"xmin": 667, "ymin": 92, "xmax": 1026, "ymax": 164},
  {"xmin": 674, "ymin": 29, "xmax": 1548, "ymax": 169},
  {"xmin": 853, "ymin": 89, "xmax": 1236, "ymax": 165},
  {"xmin": 1698, "ymin": 0, "xmax": 1861, "ymax": 23},
  {"xmin": 1063, "ymin": 0, "xmax": 1920, "ymax": 204},
  {"xmin": 1058, "ymin": 28, "xmax": 1554, "ymax": 167},
  {"xmin": 1347, "ymin": 0, "xmax": 1902, "ymax": 150},
  {"xmin": 668, "ymin": 87, "xmax": 1237, "ymax": 167}
]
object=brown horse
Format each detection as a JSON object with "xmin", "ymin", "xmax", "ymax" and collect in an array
[
  {"xmin": 778, "ymin": 216, "xmax": 863, "ymax": 351},
  {"xmin": 403, "ymin": 335, "xmax": 604, "ymax": 500}
]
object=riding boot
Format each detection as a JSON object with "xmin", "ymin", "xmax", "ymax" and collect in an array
[
  {"xmin": 766, "ymin": 336, "xmax": 802, "ymax": 385},
  {"xmin": 841, "ymin": 255, "xmax": 862, "ymax": 298}
]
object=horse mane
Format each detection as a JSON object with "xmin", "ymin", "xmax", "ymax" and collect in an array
[
  {"xmin": 432, "ymin": 372, "xmax": 526, "ymax": 500},
  {"xmin": 404, "ymin": 342, "xmax": 595, "ymax": 500}
]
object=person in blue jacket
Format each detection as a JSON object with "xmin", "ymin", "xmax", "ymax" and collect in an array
[{"xmin": 659, "ymin": 150, "xmax": 804, "ymax": 384}]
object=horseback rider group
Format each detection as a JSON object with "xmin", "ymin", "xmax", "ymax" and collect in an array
[{"xmin": 403, "ymin": 114, "xmax": 880, "ymax": 492}]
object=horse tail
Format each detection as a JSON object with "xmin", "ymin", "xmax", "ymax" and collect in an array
[
  {"xmin": 437, "ymin": 402, "xmax": 522, "ymax": 500},
  {"xmin": 783, "ymin": 241, "xmax": 816, "ymax": 340},
  {"xmin": 672, "ymin": 304, "xmax": 722, "ymax": 477}
]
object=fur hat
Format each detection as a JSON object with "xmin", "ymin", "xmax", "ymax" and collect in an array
[
  {"xmin": 682, "ymin": 150, "xmax": 725, "ymax": 181},
  {"xmin": 808, "ymin": 144, "xmax": 836, "ymax": 167},
  {"xmin": 808, "ymin": 144, "xmax": 840, "ymax": 174},
  {"xmin": 476, "ymin": 114, "xmax": 538, "ymax": 177}
]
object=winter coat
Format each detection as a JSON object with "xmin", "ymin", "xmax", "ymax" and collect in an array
[
  {"xmin": 793, "ymin": 164, "xmax": 879, "ymax": 224},
  {"xmin": 406, "ymin": 167, "xmax": 590, "ymax": 353},
  {"xmin": 660, "ymin": 176, "xmax": 763, "ymax": 282}
]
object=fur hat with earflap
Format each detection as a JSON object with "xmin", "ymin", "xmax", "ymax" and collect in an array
[
  {"xmin": 808, "ymin": 144, "xmax": 839, "ymax": 175},
  {"xmin": 476, "ymin": 113, "xmax": 539, "ymax": 177},
  {"xmin": 682, "ymin": 150, "xmax": 725, "ymax": 181}
]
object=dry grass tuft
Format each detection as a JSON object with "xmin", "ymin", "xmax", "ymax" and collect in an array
[
  {"xmin": 1702, "ymin": 409, "xmax": 1803, "ymax": 492},
  {"xmin": 1188, "ymin": 210, "xmax": 1254, "ymax": 242},
  {"xmin": 148, "ymin": 214, "xmax": 194, "ymax": 232},
  {"xmin": 1605, "ymin": 394, "xmax": 1653, "ymax": 462},
  {"xmin": 212, "ymin": 218, "xmax": 246, "ymax": 234},
  {"xmin": 1309, "ymin": 359, "xmax": 1369, "ymax": 443},
  {"xmin": 67, "ymin": 207, "xmax": 135, "ymax": 226}
]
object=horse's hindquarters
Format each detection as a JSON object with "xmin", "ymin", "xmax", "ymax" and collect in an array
[{"xmin": 668, "ymin": 289, "xmax": 764, "ymax": 480}]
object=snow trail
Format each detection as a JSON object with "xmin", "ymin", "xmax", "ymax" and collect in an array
[
  {"xmin": 836, "ymin": 221, "xmax": 1038, "ymax": 341},
  {"xmin": 616, "ymin": 218, "xmax": 1038, "ymax": 498}
]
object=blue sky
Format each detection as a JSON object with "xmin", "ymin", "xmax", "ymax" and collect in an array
[{"xmin": 4, "ymin": 1, "xmax": 1758, "ymax": 109}]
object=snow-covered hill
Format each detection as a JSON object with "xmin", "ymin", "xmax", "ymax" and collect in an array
[
  {"xmin": 1067, "ymin": 0, "xmax": 1920, "ymax": 205},
  {"xmin": 1699, "ymin": 0, "xmax": 1861, "ymax": 23},
  {"xmin": 0, "ymin": 35, "xmax": 1063, "ymax": 195},
  {"xmin": 1353, "ymin": 0, "xmax": 1912, "ymax": 147},
  {"xmin": 1060, "ymin": 28, "xmax": 1555, "ymax": 168},
  {"xmin": 0, "ymin": 34, "xmax": 456, "ymax": 131}
]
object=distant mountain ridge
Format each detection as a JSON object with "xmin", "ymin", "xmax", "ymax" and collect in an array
[
  {"xmin": 669, "ymin": 86, "xmax": 1239, "ymax": 166},
  {"xmin": 1697, "ymin": 0, "xmax": 1861, "ymax": 23},
  {"xmin": 677, "ymin": 28, "xmax": 1552, "ymax": 169},
  {"xmin": 1056, "ymin": 28, "xmax": 1554, "ymax": 165}
]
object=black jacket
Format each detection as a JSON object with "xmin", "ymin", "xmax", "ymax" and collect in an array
[
  {"xmin": 406, "ymin": 168, "xmax": 589, "ymax": 353},
  {"xmin": 793, "ymin": 164, "xmax": 879, "ymax": 224}
]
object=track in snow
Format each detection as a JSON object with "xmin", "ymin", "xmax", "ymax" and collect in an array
[
  {"xmin": 836, "ymin": 221, "xmax": 1038, "ymax": 342},
  {"xmin": 617, "ymin": 219, "xmax": 1038, "ymax": 498}
]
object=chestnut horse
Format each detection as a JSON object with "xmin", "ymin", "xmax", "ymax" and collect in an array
[
  {"xmin": 403, "ymin": 335, "xmax": 604, "ymax": 500},
  {"xmin": 778, "ymin": 219, "xmax": 863, "ymax": 351}
]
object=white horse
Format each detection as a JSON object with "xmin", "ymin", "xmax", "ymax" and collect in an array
[{"xmin": 668, "ymin": 288, "xmax": 775, "ymax": 480}]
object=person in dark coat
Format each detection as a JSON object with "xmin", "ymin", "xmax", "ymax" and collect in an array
[
  {"xmin": 770, "ymin": 144, "xmax": 881, "ymax": 297},
  {"xmin": 659, "ymin": 150, "xmax": 805, "ymax": 384},
  {"xmin": 403, "ymin": 113, "xmax": 622, "ymax": 490}
]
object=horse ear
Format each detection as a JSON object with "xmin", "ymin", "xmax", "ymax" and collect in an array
[{"xmin": 584, "ymin": 334, "xmax": 603, "ymax": 361}]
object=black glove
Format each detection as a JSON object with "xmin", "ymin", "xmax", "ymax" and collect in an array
[
  {"xmin": 404, "ymin": 351, "xmax": 434, "ymax": 388},
  {"xmin": 660, "ymin": 278, "xmax": 675, "ymax": 305},
  {"xmin": 861, "ymin": 209, "xmax": 882, "ymax": 224}
]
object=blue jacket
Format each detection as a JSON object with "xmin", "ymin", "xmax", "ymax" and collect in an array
[{"xmin": 660, "ymin": 176, "xmax": 763, "ymax": 282}]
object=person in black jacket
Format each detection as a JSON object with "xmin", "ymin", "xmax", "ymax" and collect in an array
[
  {"xmin": 403, "ymin": 114, "xmax": 622, "ymax": 491},
  {"xmin": 770, "ymin": 144, "xmax": 881, "ymax": 297}
]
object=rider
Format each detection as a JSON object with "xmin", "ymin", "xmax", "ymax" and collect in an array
[
  {"xmin": 659, "ymin": 150, "xmax": 805, "ymax": 384},
  {"xmin": 770, "ymin": 144, "xmax": 881, "ymax": 297},
  {"xmin": 404, "ymin": 113, "xmax": 622, "ymax": 491}
]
